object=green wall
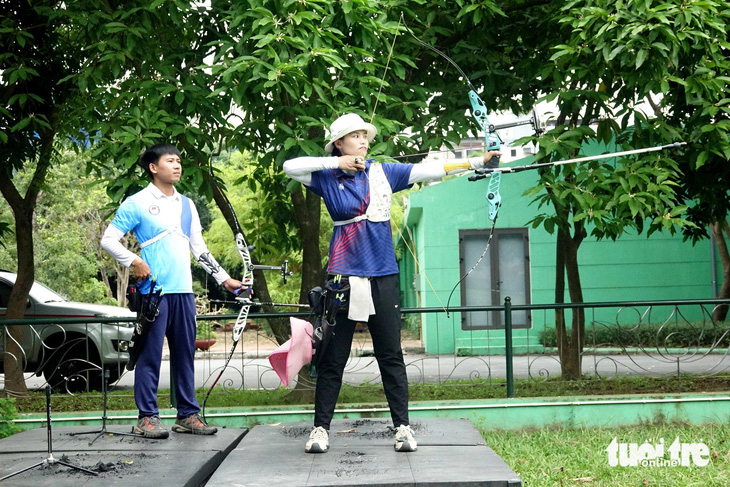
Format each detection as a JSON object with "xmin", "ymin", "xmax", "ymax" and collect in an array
[{"xmin": 398, "ymin": 160, "xmax": 718, "ymax": 355}]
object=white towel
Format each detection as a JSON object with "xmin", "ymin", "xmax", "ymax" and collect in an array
[{"xmin": 348, "ymin": 276, "xmax": 375, "ymax": 322}]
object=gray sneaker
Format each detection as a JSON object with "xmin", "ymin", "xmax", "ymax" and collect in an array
[
  {"xmin": 305, "ymin": 426, "xmax": 329, "ymax": 453},
  {"xmin": 394, "ymin": 424, "xmax": 417, "ymax": 452},
  {"xmin": 171, "ymin": 413, "xmax": 217, "ymax": 435},
  {"xmin": 133, "ymin": 415, "xmax": 169, "ymax": 439}
]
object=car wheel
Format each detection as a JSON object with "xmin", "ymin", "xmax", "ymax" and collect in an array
[{"xmin": 43, "ymin": 338, "xmax": 102, "ymax": 393}]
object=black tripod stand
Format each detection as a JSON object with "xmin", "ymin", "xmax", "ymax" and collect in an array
[
  {"xmin": 69, "ymin": 369, "xmax": 139, "ymax": 446},
  {"xmin": 0, "ymin": 385, "xmax": 98, "ymax": 482}
]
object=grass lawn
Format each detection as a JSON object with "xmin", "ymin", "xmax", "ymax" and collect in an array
[
  {"xmin": 7, "ymin": 373, "xmax": 730, "ymax": 413},
  {"xmin": 3, "ymin": 375, "xmax": 729, "ymax": 484},
  {"xmin": 485, "ymin": 422, "xmax": 730, "ymax": 486}
]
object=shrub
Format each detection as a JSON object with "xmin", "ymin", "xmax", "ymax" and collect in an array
[
  {"xmin": 539, "ymin": 321, "xmax": 730, "ymax": 349},
  {"xmin": 196, "ymin": 322, "xmax": 216, "ymax": 339},
  {"xmin": 0, "ymin": 398, "xmax": 20, "ymax": 439}
]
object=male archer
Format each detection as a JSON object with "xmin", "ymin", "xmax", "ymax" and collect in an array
[{"xmin": 101, "ymin": 144, "xmax": 244, "ymax": 438}]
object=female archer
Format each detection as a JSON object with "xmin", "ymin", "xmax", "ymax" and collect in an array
[{"xmin": 283, "ymin": 113, "xmax": 500, "ymax": 453}]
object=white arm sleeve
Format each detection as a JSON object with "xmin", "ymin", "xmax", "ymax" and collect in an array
[
  {"xmin": 408, "ymin": 157, "xmax": 485, "ymax": 184},
  {"xmin": 283, "ymin": 156, "xmax": 340, "ymax": 186},
  {"xmin": 100, "ymin": 224, "xmax": 138, "ymax": 267},
  {"xmin": 188, "ymin": 201, "xmax": 231, "ymax": 285}
]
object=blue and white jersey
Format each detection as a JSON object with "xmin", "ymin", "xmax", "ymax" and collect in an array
[
  {"xmin": 110, "ymin": 184, "xmax": 196, "ymax": 294},
  {"xmin": 309, "ymin": 161, "xmax": 413, "ymax": 277}
]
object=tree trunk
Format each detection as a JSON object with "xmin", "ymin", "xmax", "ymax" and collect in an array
[
  {"xmin": 554, "ymin": 225, "xmax": 569, "ymax": 368},
  {"xmin": 0, "ymin": 130, "xmax": 55, "ymax": 396},
  {"xmin": 553, "ymin": 200, "xmax": 586, "ymax": 380},
  {"xmin": 711, "ymin": 220, "xmax": 730, "ymax": 322},
  {"xmin": 290, "ymin": 185, "xmax": 325, "ymax": 399},
  {"xmin": 2, "ymin": 204, "xmax": 35, "ymax": 397},
  {"xmin": 292, "ymin": 185, "xmax": 326, "ymax": 302},
  {"xmin": 561, "ymin": 221, "xmax": 586, "ymax": 379}
]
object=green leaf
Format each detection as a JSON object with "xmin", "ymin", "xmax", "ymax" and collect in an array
[
  {"xmin": 606, "ymin": 45, "xmax": 623, "ymax": 61},
  {"xmin": 11, "ymin": 117, "xmax": 31, "ymax": 132},
  {"xmin": 695, "ymin": 151, "xmax": 708, "ymax": 168},
  {"xmin": 544, "ymin": 219, "xmax": 555, "ymax": 234}
]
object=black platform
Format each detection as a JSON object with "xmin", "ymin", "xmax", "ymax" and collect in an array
[
  {"xmin": 208, "ymin": 418, "xmax": 521, "ymax": 486},
  {"xmin": 0, "ymin": 418, "xmax": 521, "ymax": 486},
  {"xmin": 0, "ymin": 425, "xmax": 247, "ymax": 486}
]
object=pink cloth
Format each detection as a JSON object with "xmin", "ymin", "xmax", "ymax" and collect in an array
[{"xmin": 268, "ymin": 317, "xmax": 313, "ymax": 386}]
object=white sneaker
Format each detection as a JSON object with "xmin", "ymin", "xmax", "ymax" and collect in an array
[
  {"xmin": 305, "ymin": 426, "xmax": 329, "ymax": 453},
  {"xmin": 394, "ymin": 424, "xmax": 417, "ymax": 452}
]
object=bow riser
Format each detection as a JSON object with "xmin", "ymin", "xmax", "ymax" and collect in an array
[
  {"xmin": 468, "ymin": 89, "xmax": 503, "ymax": 222},
  {"xmin": 232, "ymin": 232, "xmax": 255, "ymax": 342}
]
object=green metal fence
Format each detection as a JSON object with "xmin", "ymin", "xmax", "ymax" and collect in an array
[{"xmin": 2, "ymin": 298, "xmax": 730, "ymax": 396}]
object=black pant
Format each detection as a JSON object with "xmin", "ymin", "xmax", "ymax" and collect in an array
[{"xmin": 314, "ymin": 274, "xmax": 409, "ymax": 429}]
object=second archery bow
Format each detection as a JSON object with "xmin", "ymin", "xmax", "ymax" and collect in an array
[{"xmin": 201, "ymin": 149, "xmax": 292, "ymax": 421}]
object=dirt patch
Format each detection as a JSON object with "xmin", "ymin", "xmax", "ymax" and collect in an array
[
  {"xmin": 6, "ymin": 452, "xmax": 157, "ymax": 482},
  {"xmin": 280, "ymin": 425, "xmax": 314, "ymax": 438}
]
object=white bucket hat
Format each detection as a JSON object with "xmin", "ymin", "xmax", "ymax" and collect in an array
[{"xmin": 324, "ymin": 113, "xmax": 377, "ymax": 154}]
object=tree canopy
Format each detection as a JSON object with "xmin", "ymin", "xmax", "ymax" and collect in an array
[{"xmin": 2, "ymin": 0, "xmax": 729, "ymax": 392}]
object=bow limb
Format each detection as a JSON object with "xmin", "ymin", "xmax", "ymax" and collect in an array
[
  {"xmin": 200, "ymin": 305, "xmax": 246, "ymax": 422},
  {"xmin": 233, "ymin": 232, "xmax": 254, "ymax": 342}
]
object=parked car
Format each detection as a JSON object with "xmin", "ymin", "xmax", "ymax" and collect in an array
[{"xmin": 0, "ymin": 270, "xmax": 135, "ymax": 392}]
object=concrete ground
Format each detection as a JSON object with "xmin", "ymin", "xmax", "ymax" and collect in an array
[{"xmin": 0, "ymin": 418, "xmax": 521, "ymax": 486}]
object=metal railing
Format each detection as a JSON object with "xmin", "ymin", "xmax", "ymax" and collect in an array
[
  {"xmin": 2, "ymin": 298, "xmax": 730, "ymax": 396},
  {"xmin": 0, "ymin": 316, "xmax": 135, "ymax": 394}
]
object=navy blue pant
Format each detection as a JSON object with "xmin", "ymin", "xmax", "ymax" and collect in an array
[
  {"xmin": 134, "ymin": 293, "xmax": 199, "ymax": 419},
  {"xmin": 314, "ymin": 274, "xmax": 409, "ymax": 429}
]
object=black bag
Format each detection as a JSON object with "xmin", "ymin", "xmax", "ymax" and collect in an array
[
  {"xmin": 308, "ymin": 286, "xmax": 325, "ymax": 316},
  {"xmin": 125, "ymin": 279, "xmax": 163, "ymax": 371},
  {"xmin": 309, "ymin": 275, "xmax": 351, "ymax": 378},
  {"xmin": 126, "ymin": 283, "xmax": 142, "ymax": 312}
]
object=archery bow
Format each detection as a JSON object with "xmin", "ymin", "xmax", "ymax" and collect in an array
[
  {"xmin": 400, "ymin": 18, "xmax": 527, "ymax": 313},
  {"xmin": 384, "ymin": 15, "xmax": 688, "ymax": 318},
  {"xmin": 201, "ymin": 149, "xmax": 293, "ymax": 421},
  {"xmin": 361, "ymin": 16, "xmax": 521, "ymax": 315},
  {"xmin": 401, "ymin": 18, "xmax": 688, "ymax": 315}
]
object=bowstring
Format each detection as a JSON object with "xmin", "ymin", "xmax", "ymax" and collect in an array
[
  {"xmin": 365, "ymin": 14, "xmax": 449, "ymax": 313},
  {"xmin": 445, "ymin": 215, "xmax": 498, "ymax": 317},
  {"xmin": 400, "ymin": 13, "xmax": 499, "ymax": 316},
  {"xmin": 370, "ymin": 15, "xmax": 402, "ymax": 125},
  {"xmin": 202, "ymin": 144, "xmax": 252, "ymax": 422},
  {"xmin": 400, "ymin": 13, "xmax": 478, "ymax": 94}
]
